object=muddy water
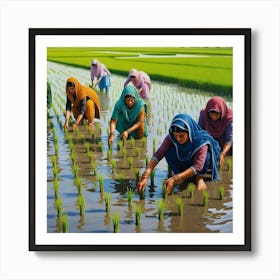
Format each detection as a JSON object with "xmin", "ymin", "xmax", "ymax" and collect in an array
[{"xmin": 47, "ymin": 61, "xmax": 233, "ymax": 233}]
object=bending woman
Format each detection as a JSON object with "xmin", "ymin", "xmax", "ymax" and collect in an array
[
  {"xmin": 90, "ymin": 59, "xmax": 111, "ymax": 94},
  {"xmin": 108, "ymin": 86, "xmax": 148, "ymax": 146},
  {"xmin": 64, "ymin": 77, "xmax": 100, "ymax": 130},
  {"xmin": 123, "ymin": 69, "xmax": 151, "ymax": 100},
  {"xmin": 198, "ymin": 96, "xmax": 233, "ymax": 166},
  {"xmin": 137, "ymin": 114, "xmax": 221, "ymax": 194}
]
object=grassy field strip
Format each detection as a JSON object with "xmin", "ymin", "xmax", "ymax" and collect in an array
[{"xmin": 47, "ymin": 47, "xmax": 233, "ymax": 97}]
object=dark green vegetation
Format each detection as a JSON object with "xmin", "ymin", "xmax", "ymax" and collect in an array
[{"xmin": 47, "ymin": 47, "xmax": 232, "ymax": 96}]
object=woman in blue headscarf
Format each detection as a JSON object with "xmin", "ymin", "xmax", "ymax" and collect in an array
[
  {"xmin": 108, "ymin": 86, "xmax": 148, "ymax": 146},
  {"xmin": 137, "ymin": 114, "xmax": 221, "ymax": 194}
]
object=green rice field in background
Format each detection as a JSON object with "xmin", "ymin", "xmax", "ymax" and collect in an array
[{"xmin": 47, "ymin": 47, "xmax": 233, "ymax": 97}]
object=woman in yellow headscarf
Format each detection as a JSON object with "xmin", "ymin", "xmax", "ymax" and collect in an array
[{"xmin": 64, "ymin": 77, "xmax": 100, "ymax": 130}]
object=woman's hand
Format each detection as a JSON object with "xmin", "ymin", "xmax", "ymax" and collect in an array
[
  {"xmin": 64, "ymin": 120, "xmax": 69, "ymax": 130},
  {"xmin": 72, "ymin": 123, "xmax": 78, "ymax": 130},
  {"xmin": 164, "ymin": 176, "xmax": 176, "ymax": 195},
  {"xmin": 120, "ymin": 130, "xmax": 129, "ymax": 141},
  {"xmin": 108, "ymin": 133, "xmax": 114, "ymax": 147},
  {"xmin": 137, "ymin": 178, "xmax": 148, "ymax": 193},
  {"xmin": 219, "ymin": 153, "xmax": 225, "ymax": 167}
]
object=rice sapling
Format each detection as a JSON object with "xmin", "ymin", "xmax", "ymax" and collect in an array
[
  {"xmin": 77, "ymin": 195, "xmax": 85, "ymax": 216},
  {"xmin": 135, "ymin": 168, "xmax": 140, "ymax": 181},
  {"xmin": 188, "ymin": 183, "xmax": 196, "ymax": 202},
  {"xmin": 142, "ymin": 137, "xmax": 147, "ymax": 147},
  {"xmin": 119, "ymin": 173, "xmax": 125, "ymax": 188},
  {"xmin": 128, "ymin": 157, "xmax": 134, "ymax": 169},
  {"xmin": 111, "ymin": 212, "xmax": 120, "ymax": 233},
  {"xmin": 129, "ymin": 138, "xmax": 135, "ymax": 149},
  {"xmin": 226, "ymin": 159, "xmax": 233, "ymax": 173},
  {"xmin": 98, "ymin": 174, "xmax": 104, "ymax": 193},
  {"xmin": 84, "ymin": 142, "xmax": 90, "ymax": 154},
  {"xmin": 53, "ymin": 179, "xmax": 59, "ymax": 199},
  {"xmin": 136, "ymin": 147, "xmax": 141, "ymax": 159},
  {"xmin": 104, "ymin": 192, "xmax": 112, "ymax": 212},
  {"xmin": 218, "ymin": 186, "xmax": 225, "ymax": 201},
  {"xmin": 122, "ymin": 147, "xmax": 127, "ymax": 159},
  {"xmin": 117, "ymin": 140, "xmax": 123, "ymax": 151},
  {"xmin": 145, "ymin": 156, "xmax": 149, "ymax": 168},
  {"xmin": 52, "ymin": 164, "xmax": 59, "ymax": 179},
  {"xmin": 107, "ymin": 149, "xmax": 112, "ymax": 161},
  {"xmin": 70, "ymin": 151, "xmax": 77, "ymax": 164},
  {"xmin": 202, "ymin": 190, "xmax": 209, "ymax": 207},
  {"xmin": 111, "ymin": 159, "xmax": 116, "ymax": 173},
  {"xmin": 135, "ymin": 204, "xmax": 142, "ymax": 225},
  {"xmin": 157, "ymin": 198, "xmax": 165, "ymax": 220},
  {"xmin": 61, "ymin": 213, "xmax": 68, "ymax": 233},
  {"xmin": 91, "ymin": 160, "xmax": 97, "ymax": 176},
  {"xmin": 127, "ymin": 188, "xmax": 134, "ymax": 208},
  {"xmin": 162, "ymin": 181, "xmax": 167, "ymax": 199},
  {"xmin": 176, "ymin": 197, "xmax": 183, "ymax": 216},
  {"xmin": 77, "ymin": 178, "xmax": 83, "ymax": 196},
  {"xmin": 73, "ymin": 163, "xmax": 79, "ymax": 178},
  {"xmin": 150, "ymin": 170, "xmax": 155, "ymax": 187},
  {"xmin": 87, "ymin": 151, "xmax": 94, "ymax": 162},
  {"xmin": 55, "ymin": 198, "xmax": 63, "ymax": 218}
]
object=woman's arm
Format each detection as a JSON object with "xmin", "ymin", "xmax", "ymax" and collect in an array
[{"xmin": 108, "ymin": 119, "xmax": 117, "ymax": 147}]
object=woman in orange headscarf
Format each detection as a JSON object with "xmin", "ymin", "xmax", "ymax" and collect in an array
[{"xmin": 64, "ymin": 77, "xmax": 100, "ymax": 130}]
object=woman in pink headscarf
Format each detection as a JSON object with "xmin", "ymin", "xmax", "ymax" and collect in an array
[
  {"xmin": 198, "ymin": 96, "xmax": 233, "ymax": 167},
  {"xmin": 123, "ymin": 69, "xmax": 151, "ymax": 99},
  {"xmin": 90, "ymin": 59, "xmax": 111, "ymax": 94}
]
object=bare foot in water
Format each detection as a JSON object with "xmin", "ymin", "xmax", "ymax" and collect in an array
[{"xmin": 196, "ymin": 177, "xmax": 207, "ymax": 191}]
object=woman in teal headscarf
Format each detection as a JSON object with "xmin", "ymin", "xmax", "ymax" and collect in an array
[{"xmin": 108, "ymin": 86, "xmax": 148, "ymax": 146}]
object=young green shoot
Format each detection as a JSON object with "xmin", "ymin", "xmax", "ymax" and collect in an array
[
  {"xmin": 55, "ymin": 198, "xmax": 63, "ymax": 218},
  {"xmin": 202, "ymin": 190, "xmax": 209, "ymax": 207},
  {"xmin": 176, "ymin": 197, "xmax": 183, "ymax": 216},
  {"xmin": 135, "ymin": 204, "xmax": 142, "ymax": 226},
  {"xmin": 157, "ymin": 198, "xmax": 165, "ymax": 220},
  {"xmin": 77, "ymin": 195, "xmax": 85, "ymax": 216},
  {"xmin": 111, "ymin": 159, "xmax": 116, "ymax": 173},
  {"xmin": 98, "ymin": 174, "xmax": 104, "ymax": 193},
  {"xmin": 111, "ymin": 212, "xmax": 120, "ymax": 233},
  {"xmin": 218, "ymin": 186, "xmax": 225, "ymax": 201},
  {"xmin": 128, "ymin": 157, "xmax": 134, "ymax": 169},
  {"xmin": 188, "ymin": 183, "xmax": 196, "ymax": 202},
  {"xmin": 91, "ymin": 160, "xmax": 98, "ymax": 176},
  {"xmin": 53, "ymin": 179, "xmax": 59, "ymax": 199},
  {"xmin": 61, "ymin": 213, "xmax": 68, "ymax": 233},
  {"xmin": 127, "ymin": 188, "xmax": 134, "ymax": 208},
  {"xmin": 104, "ymin": 192, "xmax": 112, "ymax": 213}
]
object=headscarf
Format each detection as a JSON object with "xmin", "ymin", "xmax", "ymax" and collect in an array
[
  {"xmin": 115, "ymin": 85, "xmax": 147, "ymax": 123},
  {"xmin": 66, "ymin": 77, "xmax": 100, "ymax": 119},
  {"xmin": 124, "ymin": 69, "xmax": 151, "ymax": 89},
  {"xmin": 168, "ymin": 114, "xmax": 221, "ymax": 180},
  {"xmin": 200, "ymin": 97, "xmax": 233, "ymax": 139},
  {"xmin": 91, "ymin": 59, "xmax": 102, "ymax": 77}
]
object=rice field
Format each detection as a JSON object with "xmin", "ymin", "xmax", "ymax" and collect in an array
[{"xmin": 47, "ymin": 61, "xmax": 233, "ymax": 233}]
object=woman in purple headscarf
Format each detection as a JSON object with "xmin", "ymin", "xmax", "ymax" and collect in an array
[
  {"xmin": 198, "ymin": 96, "xmax": 233, "ymax": 167},
  {"xmin": 90, "ymin": 59, "xmax": 111, "ymax": 94},
  {"xmin": 123, "ymin": 69, "xmax": 151, "ymax": 100}
]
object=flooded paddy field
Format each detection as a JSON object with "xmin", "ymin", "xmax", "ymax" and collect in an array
[{"xmin": 47, "ymin": 61, "xmax": 233, "ymax": 233}]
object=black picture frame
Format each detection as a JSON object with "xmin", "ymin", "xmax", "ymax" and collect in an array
[{"xmin": 29, "ymin": 28, "xmax": 251, "ymax": 251}]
